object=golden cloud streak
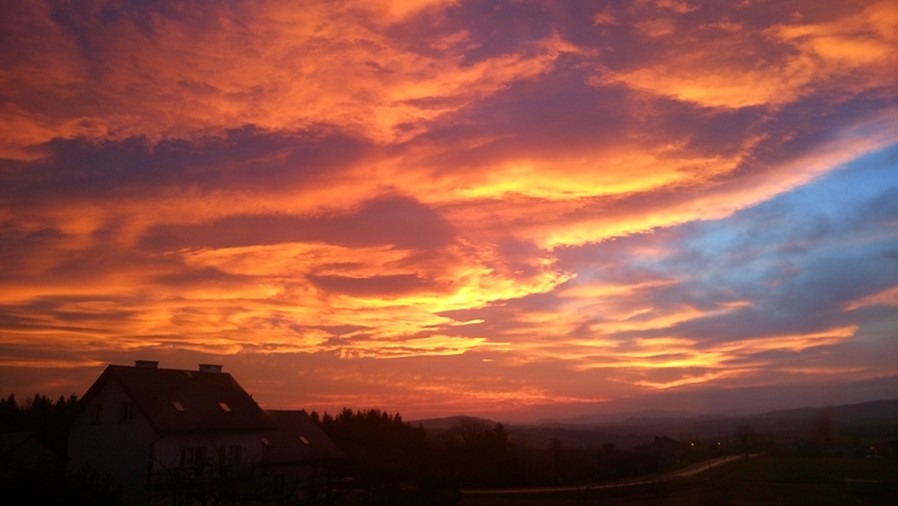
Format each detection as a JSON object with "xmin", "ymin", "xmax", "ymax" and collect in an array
[
  {"xmin": 455, "ymin": 151, "xmax": 735, "ymax": 201},
  {"xmin": 631, "ymin": 369, "xmax": 747, "ymax": 390},
  {"xmin": 538, "ymin": 118, "xmax": 898, "ymax": 248},
  {"xmin": 337, "ymin": 335, "xmax": 507, "ymax": 359},
  {"xmin": 843, "ymin": 285, "xmax": 898, "ymax": 311},
  {"xmin": 184, "ymin": 241, "xmax": 572, "ymax": 336},
  {"xmin": 0, "ymin": 357, "xmax": 106, "ymax": 369},
  {"xmin": 570, "ymin": 326, "xmax": 858, "ymax": 392},
  {"xmin": 600, "ymin": 1, "xmax": 897, "ymax": 110},
  {"xmin": 0, "ymin": 1, "xmax": 566, "ymax": 154},
  {"xmin": 714, "ymin": 326, "xmax": 858, "ymax": 355}
]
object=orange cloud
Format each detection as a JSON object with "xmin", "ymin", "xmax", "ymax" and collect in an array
[
  {"xmin": 2, "ymin": 0, "xmax": 897, "ymax": 419},
  {"xmin": 532, "ymin": 113, "xmax": 897, "ymax": 248},
  {"xmin": 0, "ymin": 0, "xmax": 566, "ymax": 157},
  {"xmin": 714, "ymin": 326, "xmax": 858, "ymax": 355},
  {"xmin": 632, "ymin": 369, "xmax": 743, "ymax": 390},
  {"xmin": 599, "ymin": 1, "xmax": 898, "ymax": 109},
  {"xmin": 567, "ymin": 326, "xmax": 858, "ymax": 391},
  {"xmin": 336, "ymin": 335, "xmax": 506, "ymax": 359},
  {"xmin": 843, "ymin": 285, "xmax": 898, "ymax": 311}
]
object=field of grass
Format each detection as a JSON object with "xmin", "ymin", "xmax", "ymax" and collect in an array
[{"xmin": 458, "ymin": 455, "xmax": 898, "ymax": 506}]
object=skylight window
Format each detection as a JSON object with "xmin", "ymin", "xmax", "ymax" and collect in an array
[
  {"xmin": 172, "ymin": 401, "xmax": 185, "ymax": 412},
  {"xmin": 219, "ymin": 402, "xmax": 232, "ymax": 412}
]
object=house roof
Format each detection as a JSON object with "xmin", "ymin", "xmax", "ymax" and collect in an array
[
  {"xmin": 0, "ymin": 432, "xmax": 56, "ymax": 469},
  {"xmin": 0, "ymin": 432, "xmax": 42, "ymax": 456},
  {"xmin": 81, "ymin": 364, "xmax": 276, "ymax": 433},
  {"xmin": 262, "ymin": 410, "xmax": 343, "ymax": 464}
]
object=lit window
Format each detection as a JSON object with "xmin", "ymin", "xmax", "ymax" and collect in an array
[
  {"xmin": 119, "ymin": 402, "xmax": 134, "ymax": 423},
  {"xmin": 219, "ymin": 402, "xmax": 232, "ymax": 412},
  {"xmin": 298, "ymin": 435, "xmax": 310, "ymax": 445},
  {"xmin": 172, "ymin": 401, "xmax": 185, "ymax": 412}
]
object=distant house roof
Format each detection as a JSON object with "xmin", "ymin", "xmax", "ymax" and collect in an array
[
  {"xmin": 0, "ymin": 432, "xmax": 36, "ymax": 455},
  {"xmin": 262, "ymin": 410, "xmax": 343, "ymax": 464},
  {"xmin": 80, "ymin": 364, "xmax": 276, "ymax": 433},
  {"xmin": 0, "ymin": 432, "xmax": 57, "ymax": 470},
  {"xmin": 651, "ymin": 435, "xmax": 681, "ymax": 453}
]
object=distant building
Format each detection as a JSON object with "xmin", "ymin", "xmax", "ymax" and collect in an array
[
  {"xmin": 650, "ymin": 435, "xmax": 682, "ymax": 468},
  {"xmin": 0, "ymin": 431, "xmax": 59, "ymax": 476},
  {"xmin": 0, "ymin": 432, "xmax": 65, "ymax": 503},
  {"xmin": 67, "ymin": 361, "xmax": 341, "ymax": 505},
  {"xmin": 262, "ymin": 410, "xmax": 344, "ymax": 503}
]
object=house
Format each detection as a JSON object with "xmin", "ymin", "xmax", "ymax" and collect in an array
[
  {"xmin": 261, "ymin": 410, "xmax": 344, "ymax": 503},
  {"xmin": 650, "ymin": 435, "xmax": 682, "ymax": 469},
  {"xmin": 1, "ymin": 432, "xmax": 67, "ymax": 503},
  {"xmin": 67, "ymin": 361, "xmax": 284, "ymax": 505},
  {"xmin": 0, "ymin": 432, "xmax": 59, "ymax": 473}
]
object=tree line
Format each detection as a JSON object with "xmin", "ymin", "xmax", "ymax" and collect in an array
[
  {"xmin": 309, "ymin": 409, "xmax": 677, "ymax": 492},
  {"xmin": 2, "ymin": 394, "xmax": 694, "ymax": 504},
  {"xmin": 0, "ymin": 393, "xmax": 80, "ymax": 456},
  {"xmin": 1, "ymin": 393, "xmax": 123, "ymax": 505}
]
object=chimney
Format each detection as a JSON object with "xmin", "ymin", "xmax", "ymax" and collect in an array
[
  {"xmin": 135, "ymin": 360, "xmax": 159, "ymax": 368},
  {"xmin": 198, "ymin": 364, "xmax": 222, "ymax": 373}
]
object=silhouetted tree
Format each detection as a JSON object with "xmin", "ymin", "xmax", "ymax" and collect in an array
[
  {"xmin": 736, "ymin": 424, "xmax": 757, "ymax": 455},
  {"xmin": 0, "ymin": 393, "xmax": 23, "ymax": 431},
  {"xmin": 317, "ymin": 408, "xmax": 428, "ymax": 484},
  {"xmin": 1, "ymin": 393, "xmax": 125, "ymax": 505},
  {"xmin": 438, "ymin": 418, "xmax": 513, "ymax": 487},
  {"xmin": 0, "ymin": 393, "xmax": 79, "ymax": 456}
]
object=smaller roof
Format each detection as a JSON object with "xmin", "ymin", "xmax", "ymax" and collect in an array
[
  {"xmin": 0, "ymin": 432, "xmax": 42, "ymax": 456},
  {"xmin": 0, "ymin": 432, "xmax": 56, "ymax": 469},
  {"xmin": 80, "ymin": 364, "xmax": 275, "ymax": 433},
  {"xmin": 262, "ymin": 410, "xmax": 343, "ymax": 464}
]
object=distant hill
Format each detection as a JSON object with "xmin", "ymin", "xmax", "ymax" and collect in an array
[
  {"xmin": 553, "ymin": 399, "xmax": 898, "ymax": 437},
  {"xmin": 412, "ymin": 414, "xmax": 639, "ymax": 448},
  {"xmin": 412, "ymin": 399, "xmax": 898, "ymax": 450},
  {"xmin": 517, "ymin": 375, "xmax": 898, "ymax": 424},
  {"xmin": 411, "ymin": 415, "xmax": 498, "ymax": 431},
  {"xmin": 744, "ymin": 398, "xmax": 898, "ymax": 433}
]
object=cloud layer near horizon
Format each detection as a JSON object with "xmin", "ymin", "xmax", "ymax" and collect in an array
[{"xmin": 2, "ymin": 0, "xmax": 897, "ymax": 419}]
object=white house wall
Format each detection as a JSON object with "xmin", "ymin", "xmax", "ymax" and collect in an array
[{"xmin": 151, "ymin": 432, "xmax": 266, "ymax": 473}]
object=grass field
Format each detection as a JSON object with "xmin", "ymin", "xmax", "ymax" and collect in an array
[{"xmin": 459, "ymin": 455, "xmax": 898, "ymax": 506}]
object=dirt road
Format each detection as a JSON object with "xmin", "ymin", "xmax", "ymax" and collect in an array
[{"xmin": 463, "ymin": 454, "xmax": 746, "ymax": 496}]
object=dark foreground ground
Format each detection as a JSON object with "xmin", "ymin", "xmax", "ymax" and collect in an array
[{"xmin": 459, "ymin": 455, "xmax": 898, "ymax": 506}]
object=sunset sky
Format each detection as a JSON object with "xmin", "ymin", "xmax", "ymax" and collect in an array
[{"xmin": 1, "ymin": 0, "xmax": 897, "ymax": 422}]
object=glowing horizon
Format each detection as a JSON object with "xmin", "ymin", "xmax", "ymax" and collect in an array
[{"xmin": 1, "ymin": 0, "xmax": 897, "ymax": 421}]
